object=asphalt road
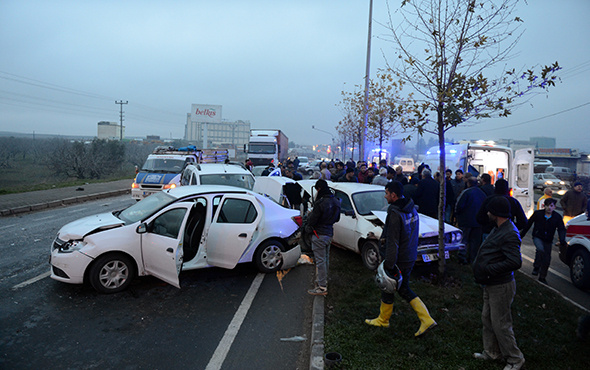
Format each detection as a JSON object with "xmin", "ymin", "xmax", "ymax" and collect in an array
[{"xmin": 0, "ymin": 195, "xmax": 314, "ymax": 369}]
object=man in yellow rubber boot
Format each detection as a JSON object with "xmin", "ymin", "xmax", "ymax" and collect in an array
[{"xmin": 365, "ymin": 181, "xmax": 437, "ymax": 336}]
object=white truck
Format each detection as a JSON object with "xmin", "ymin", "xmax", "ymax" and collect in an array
[
  {"xmin": 422, "ymin": 141, "xmax": 534, "ymax": 216},
  {"xmin": 246, "ymin": 129, "xmax": 288, "ymax": 167},
  {"xmin": 132, "ymin": 146, "xmax": 228, "ymax": 200}
]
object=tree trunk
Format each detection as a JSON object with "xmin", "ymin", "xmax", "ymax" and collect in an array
[{"xmin": 437, "ymin": 103, "xmax": 446, "ymax": 277}]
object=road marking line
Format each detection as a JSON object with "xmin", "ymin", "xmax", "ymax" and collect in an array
[
  {"xmin": 0, "ymin": 224, "xmax": 16, "ymax": 231},
  {"xmin": 521, "ymin": 254, "xmax": 570, "ymax": 281},
  {"xmin": 12, "ymin": 271, "xmax": 51, "ymax": 290},
  {"xmin": 205, "ymin": 273, "xmax": 265, "ymax": 370}
]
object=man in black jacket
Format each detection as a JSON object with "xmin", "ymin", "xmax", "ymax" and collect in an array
[
  {"xmin": 305, "ymin": 179, "xmax": 341, "ymax": 296},
  {"xmin": 365, "ymin": 181, "xmax": 437, "ymax": 337},
  {"xmin": 413, "ymin": 168, "xmax": 439, "ymax": 218},
  {"xmin": 472, "ymin": 196, "xmax": 525, "ymax": 370},
  {"xmin": 476, "ymin": 179, "xmax": 527, "ymax": 239},
  {"xmin": 520, "ymin": 198, "xmax": 566, "ymax": 284}
]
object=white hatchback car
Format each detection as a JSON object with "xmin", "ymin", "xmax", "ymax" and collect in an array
[
  {"xmin": 560, "ymin": 214, "xmax": 590, "ymax": 289},
  {"xmin": 298, "ymin": 181, "xmax": 464, "ymax": 270},
  {"xmin": 50, "ymin": 185, "xmax": 302, "ymax": 293}
]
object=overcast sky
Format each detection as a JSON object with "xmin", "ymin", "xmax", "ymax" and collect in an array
[{"xmin": 1, "ymin": 0, "xmax": 589, "ymax": 151}]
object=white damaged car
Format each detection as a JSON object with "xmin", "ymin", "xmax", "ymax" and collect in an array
[
  {"xmin": 50, "ymin": 185, "xmax": 302, "ymax": 293},
  {"xmin": 298, "ymin": 181, "xmax": 464, "ymax": 270}
]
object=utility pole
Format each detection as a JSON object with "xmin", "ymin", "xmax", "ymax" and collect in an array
[
  {"xmin": 115, "ymin": 100, "xmax": 128, "ymax": 140},
  {"xmin": 361, "ymin": 0, "xmax": 373, "ymax": 163}
]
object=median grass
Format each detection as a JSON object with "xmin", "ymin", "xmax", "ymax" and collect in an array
[{"xmin": 325, "ymin": 248, "xmax": 589, "ymax": 369}]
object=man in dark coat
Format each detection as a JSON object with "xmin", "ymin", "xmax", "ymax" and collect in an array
[
  {"xmin": 479, "ymin": 173, "xmax": 495, "ymax": 196},
  {"xmin": 472, "ymin": 196, "xmax": 525, "ymax": 370},
  {"xmin": 455, "ymin": 177, "xmax": 487, "ymax": 264},
  {"xmin": 476, "ymin": 179, "xmax": 527, "ymax": 238},
  {"xmin": 413, "ymin": 168, "xmax": 439, "ymax": 218}
]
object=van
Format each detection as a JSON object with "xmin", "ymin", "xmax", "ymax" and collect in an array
[
  {"xmin": 394, "ymin": 157, "xmax": 415, "ymax": 174},
  {"xmin": 545, "ymin": 166, "xmax": 574, "ymax": 181}
]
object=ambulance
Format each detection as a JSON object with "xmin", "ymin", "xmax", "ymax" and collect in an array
[{"xmin": 422, "ymin": 141, "xmax": 534, "ymax": 216}]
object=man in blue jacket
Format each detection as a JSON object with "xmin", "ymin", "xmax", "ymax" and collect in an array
[
  {"xmin": 455, "ymin": 177, "xmax": 487, "ymax": 264},
  {"xmin": 472, "ymin": 196, "xmax": 525, "ymax": 370},
  {"xmin": 365, "ymin": 181, "xmax": 437, "ymax": 337}
]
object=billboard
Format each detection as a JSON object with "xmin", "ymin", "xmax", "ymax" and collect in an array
[{"xmin": 191, "ymin": 104, "xmax": 222, "ymax": 124}]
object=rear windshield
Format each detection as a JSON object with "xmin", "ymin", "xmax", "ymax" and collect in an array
[{"xmin": 200, "ymin": 174, "xmax": 255, "ymax": 190}]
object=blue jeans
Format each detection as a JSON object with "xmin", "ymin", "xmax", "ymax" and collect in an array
[
  {"xmin": 381, "ymin": 262, "xmax": 418, "ymax": 304},
  {"xmin": 533, "ymin": 237, "xmax": 552, "ymax": 279},
  {"xmin": 311, "ymin": 234, "xmax": 332, "ymax": 288},
  {"xmin": 481, "ymin": 280, "xmax": 524, "ymax": 365}
]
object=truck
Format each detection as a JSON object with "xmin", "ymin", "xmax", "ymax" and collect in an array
[
  {"xmin": 246, "ymin": 129, "xmax": 288, "ymax": 166},
  {"xmin": 131, "ymin": 145, "xmax": 228, "ymax": 200},
  {"xmin": 422, "ymin": 141, "xmax": 534, "ymax": 216}
]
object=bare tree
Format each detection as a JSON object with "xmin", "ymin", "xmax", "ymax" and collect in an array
[{"xmin": 382, "ymin": 0, "xmax": 560, "ymax": 275}]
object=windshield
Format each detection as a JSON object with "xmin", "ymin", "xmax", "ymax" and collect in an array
[
  {"xmin": 117, "ymin": 192, "xmax": 176, "ymax": 224},
  {"xmin": 249, "ymin": 143, "xmax": 276, "ymax": 154},
  {"xmin": 200, "ymin": 174, "xmax": 255, "ymax": 190},
  {"xmin": 141, "ymin": 158, "xmax": 186, "ymax": 173},
  {"xmin": 352, "ymin": 190, "xmax": 388, "ymax": 216}
]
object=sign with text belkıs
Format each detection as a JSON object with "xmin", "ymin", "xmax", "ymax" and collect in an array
[{"xmin": 191, "ymin": 104, "xmax": 222, "ymax": 124}]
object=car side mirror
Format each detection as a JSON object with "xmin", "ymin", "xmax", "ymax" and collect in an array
[
  {"xmin": 344, "ymin": 210, "xmax": 355, "ymax": 217},
  {"xmin": 137, "ymin": 223, "xmax": 148, "ymax": 234}
]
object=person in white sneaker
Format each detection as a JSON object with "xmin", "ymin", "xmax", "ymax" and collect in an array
[{"xmin": 472, "ymin": 196, "xmax": 525, "ymax": 370}]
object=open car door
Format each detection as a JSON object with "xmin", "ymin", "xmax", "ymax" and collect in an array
[
  {"xmin": 141, "ymin": 202, "xmax": 194, "ymax": 288},
  {"xmin": 206, "ymin": 194, "xmax": 262, "ymax": 269},
  {"xmin": 512, "ymin": 148, "xmax": 534, "ymax": 217}
]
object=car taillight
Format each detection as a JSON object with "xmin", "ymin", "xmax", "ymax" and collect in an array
[
  {"xmin": 509, "ymin": 188, "xmax": 513, "ymax": 197},
  {"xmin": 292, "ymin": 216, "xmax": 303, "ymax": 227}
]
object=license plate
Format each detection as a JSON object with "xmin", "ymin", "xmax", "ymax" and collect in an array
[{"xmin": 421, "ymin": 250, "xmax": 450, "ymax": 262}]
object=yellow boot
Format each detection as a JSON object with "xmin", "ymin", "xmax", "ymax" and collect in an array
[
  {"xmin": 409, "ymin": 297, "xmax": 437, "ymax": 336},
  {"xmin": 365, "ymin": 301, "xmax": 393, "ymax": 328}
]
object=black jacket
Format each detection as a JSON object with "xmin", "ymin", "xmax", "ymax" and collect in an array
[
  {"xmin": 413, "ymin": 176, "xmax": 439, "ymax": 218},
  {"xmin": 305, "ymin": 190, "xmax": 341, "ymax": 237},
  {"xmin": 521, "ymin": 209, "xmax": 566, "ymax": 244},
  {"xmin": 380, "ymin": 196, "xmax": 419, "ymax": 270},
  {"xmin": 477, "ymin": 194, "xmax": 527, "ymax": 234},
  {"xmin": 472, "ymin": 219, "xmax": 522, "ymax": 285}
]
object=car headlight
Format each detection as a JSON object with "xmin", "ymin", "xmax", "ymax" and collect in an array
[
  {"xmin": 560, "ymin": 181, "xmax": 565, "ymax": 185},
  {"xmin": 59, "ymin": 240, "xmax": 87, "ymax": 253},
  {"xmin": 546, "ymin": 180, "xmax": 553, "ymax": 185}
]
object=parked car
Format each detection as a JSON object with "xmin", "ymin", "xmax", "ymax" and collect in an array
[
  {"xmin": 545, "ymin": 166, "xmax": 575, "ymax": 182},
  {"xmin": 180, "ymin": 163, "xmax": 255, "ymax": 190},
  {"xmin": 50, "ymin": 185, "xmax": 302, "ymax": 293},
  {"xmin": 533, "ymin": 173, "xmax": 569, "ymax": 195},
  {"xmin": 298, "ymin": 180, "xmax": 464, "ymax": 269},
  {"xmin": 304, "ymin": 159, "xmax": 323, "ymax": 175},
  {"xmin": 560, "ymin": 214, "xmax": 590, "ymax": 290}
]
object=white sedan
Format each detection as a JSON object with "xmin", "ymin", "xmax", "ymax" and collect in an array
[
  {"xmin": 50, "ymin": 185, "xmax": 302, "ymax": 293},
  {"xmin": 298, "ymin": 181, "xmax": 464, "ymax": 270}
]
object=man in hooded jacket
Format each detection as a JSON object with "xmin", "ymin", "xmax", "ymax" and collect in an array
[
  {"xmin": 305, "ymin": 179, "xmax": 341, "ymax": 296},
  {"xmin": 365, "ymin": 181, "xmax": 437, "ymax": 337}
]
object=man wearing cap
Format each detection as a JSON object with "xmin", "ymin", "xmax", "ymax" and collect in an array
[
  {"xmin": 560, "ymin": 182, "xmax": 588, "ymax": 224},
  {"xmin": 520, "ymin": 198, "xmax": 566, "ymax": 284},
  {"xmin": 365, "ymin": 181, "xmax": 437, "ymax": 337},
  {"xmin": 472, "ymin": 196, "xmax": 525, "ymax": 370},
  {"xmin": 341, "ymin": 167, "xmax": 359, "ymax": 183},
  {"xmin": 305, "ymin": 179, "xmax": 341, "ymax": 296}
]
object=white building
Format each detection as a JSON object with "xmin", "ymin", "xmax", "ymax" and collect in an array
[
  {"xmin": 184, "ymin": 104, "xmax": 250, "ymax": 151},
  {"xmin": 97, "ymin": 121, "xmax": 124, "ymax": 140}
]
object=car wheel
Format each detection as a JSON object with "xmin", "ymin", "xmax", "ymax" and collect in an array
[
  {"xmin": 89, "ymin": 253, "xmax": 136, "ymax": 294},
  {"xmin": 570, "ymin": 248, "xmax": 590, "ymax": 290},
  {"xmin": 361, "ymin": 240, "xmax": 381, "ymax": 271},
  {"xmin": 307, "ymin": 170, "xmax": 314, "ymax": 175},
  {"xmin": 254, "ymin": 240, "xmax": 285, "ymax": 273}
]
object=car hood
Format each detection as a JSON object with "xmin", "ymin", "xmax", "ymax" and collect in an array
[
  {"xmin": 58, "ymin": 212, "xmax": 125, "ymax": 240},
  {"xmin": 371, "ymin": 211, "xmax": 460, "ymax": 237}
]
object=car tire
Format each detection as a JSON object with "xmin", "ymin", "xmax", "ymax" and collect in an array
[
  {"xmin": 89, "ymin": 253, "xmax": 136, "ymax": 294},
  {"xmin": 307, "ymin": 170, "xmax": 314, "ymax": 176},
  {"xmin": 361, "ymin": 240, "xmax": 381, "ymax": 271},
  {"xmin": 254, "ymin": 240, "xmax": 285, "ymax": 273},
  {"xmin": 570, "ymin": 248, "xmax": 590, "ymax": 290}
]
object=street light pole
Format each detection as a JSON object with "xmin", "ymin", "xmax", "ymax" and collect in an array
[
  {"xmin": 361, "ymin": 0, "xmax": 373, "ymax": 163},
  {"xmin": 115, "ymin": 100, "xmax": 128, "ymax": 140}
]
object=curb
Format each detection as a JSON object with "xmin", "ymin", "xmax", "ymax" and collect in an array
[
  {"xmin": 310, "ymin": 296, "xmax": 325, "ymax": 370},
  {"xmin": 0, "ymin": 189, "xmax": 130, "ymax": 217}
]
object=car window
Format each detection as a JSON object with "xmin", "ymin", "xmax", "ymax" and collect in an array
[
  {"xmin": 334, "ymin": 190, "xmax": 353, "ymax": 214},
  {"xmin": 181, "ymin": 169, "xmax": 192, "ymax": 186},
  {"xmin": 200, "ymin": 173, "xmax": 255, "ymax": 190},
  {"xmin": 217, "ymin": 198, "xmax": 258, "ymax": 223},
  {"xmin": 352, "ymin": 190, "xmax": 388, "ymax": 215},
  {"xmin": 150, "ymin": 208, "xmax": 187, "ymax": 239},
  {"xmin": 118, "ymin": 191, "xmax": 176, "ymax": 224}
]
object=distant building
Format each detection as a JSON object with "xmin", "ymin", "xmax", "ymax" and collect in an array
[
  {"xmin": 496, "ymin": 138, "xmax": 534, "ymax": 151},
  {"xmin": 97, "ymin": 121, "xmax": 124, "ymax": 140},
  {"xmin": 184, "ymin": 104, "xmax": 250, "ymax": 151},
  {"xmin": 530, "ymin": 136, "xmax": 556, "ymax": 149}
]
